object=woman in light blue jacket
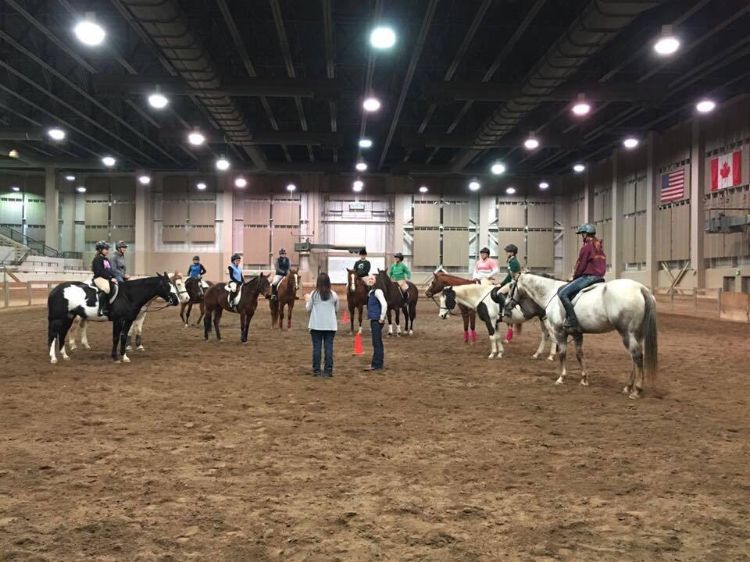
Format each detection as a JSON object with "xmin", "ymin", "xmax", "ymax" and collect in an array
[{"xmin": 305, "ymin": 272, "xmax": 339, "ymax": 377}]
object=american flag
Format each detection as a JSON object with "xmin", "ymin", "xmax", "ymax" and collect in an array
[{"xmin": 660, "ymin": 168, "xmax": 685, "ymax": 202}]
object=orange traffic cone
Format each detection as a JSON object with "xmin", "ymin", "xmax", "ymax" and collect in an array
[
  {"xmin": 352, "ymin": 332, "xmax": 364, "ymax": 356},
  {"xmin": 343, "ymin": 309, "xmax": 350, "ymax": 324}
]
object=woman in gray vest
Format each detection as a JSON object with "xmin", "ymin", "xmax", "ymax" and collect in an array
[{"xmin": 305, "ymin": 272, "xmax": 339, "ymax": 377}]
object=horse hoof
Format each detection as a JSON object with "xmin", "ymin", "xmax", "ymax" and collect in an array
[
  {"xmin": 503, "ymin": 339, "xmax": 510, "ymax": 344},
  {"xmin": 125, "ymin": 346, "xmax": 132, "ymax": 352},
  {"xmin": 83, "ymin": 345, "xmax": 91, "ymax": 350},
  {"xmin": 137, "ymin": 346, "xmax": 145, "ymax": 351},
  {"xmin": 547, "ymin": 356, "xmax": 555, "ymax": 362},
  {"xmin": 555, "ymin": 377, "xmax": 564, "ymax": 385},
  {"xmin": 50, "ymin": 358, "xmax": 58, "ymax": 364},
  {"xmin": 63, "ymin": 355, "xmax": 70, "ymax": 361},
  {"xmin": 69, "ymin": 345, "xmax": 77, "ymax": 352},
  {"xmin": 122, "ymin": 355, "xmax": 131, "ymax": 363},
  {"xmin": 628, "ymin": 392, "xmax": 640, "ymax": 400},
  {"xmin": 487, "ymin": 354, "xmax": 495, "ymax": 359},
  {"xmin": 532, "ymin": 353, "xmax": 540, "ymax": 359},
  {"xmin": 623, "ymin": 386, "xmax": 631, "ymax": 394},
  {"xmin": 580, "ymin": 380, "xmax": 589, "ymax": 386}
]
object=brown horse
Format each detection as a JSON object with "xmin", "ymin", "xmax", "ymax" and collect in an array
[
  {"xmin": 375, "ymin": 269, "xmax": 418, "ymax": 336},
  {"xmin": 203, "ymin": 274, "xmax": 272, "ymax": 342},
  {"xmin": 345, "ymin": 268, "xmax": 367, "ymax": 335},
  {"xmin": 269, "ymin": 269, "xmax": 300, "ymax": 330},
  {"xmin": 425, "ymin": 271, "xmax": 478, "ymax": 344},
  {"xmin": 180, "ymin": 277, "xmax": 213, "ymax": 327}
]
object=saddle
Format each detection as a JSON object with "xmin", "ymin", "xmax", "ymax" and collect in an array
[
  {"xmin": 489, "ymin": 286, "xmax": 506, "ymax": 305},
  {"xmin": 570, "ymin": 279, "xmax": 605, "ymax": 305},
  {"xmin": 90, "ymin": 279, "xmax": 119, "ymax": 304}
]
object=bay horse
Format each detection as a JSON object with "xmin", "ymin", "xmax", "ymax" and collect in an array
[
  {"xmin": 438, "ymin": 283, "xmax": 554, "ymax": 359},
  {"xmin": 48, "ymin": 273, "xmax": 179, "ymax": 364},
  {"xmin": 504, "ymin": 273, "xmax": 658, "ymax": 398},
  {"xmin": 203, "ymin": 273, "xmax": 272, "ymax": 342},
  {"xmin": 269, "ymin": 269, "xmax": 300, "ymax": 330},
  {"xmin": 67, "ymin": 273, "xmax": 189, "ymax": 353},
  {"xmin": 346, "ymin": 268, "xmax": 367, "ymax": 335},
  {"xmin": 180, "ymin": 277, "xmax": 214, "ymax": 327},
  {"xmin": 425, "ymin": 270, "xmax": 478, "ymax": 344},
  {"xmin": 374, "ymin": 269, "xmax": 418, "ymax": 336}
]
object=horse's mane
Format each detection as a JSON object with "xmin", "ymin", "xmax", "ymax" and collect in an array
[{"xmin": 524, "ymin": 271, "xmax": 566, "ymax": 282}]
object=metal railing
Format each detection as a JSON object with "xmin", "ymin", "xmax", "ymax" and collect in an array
[{"xmin": 0, "ymin": 227, "xmax": 82, "ymax": 261}]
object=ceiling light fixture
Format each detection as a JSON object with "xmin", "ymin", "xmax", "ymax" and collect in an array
[
  {"xmin": 523, "ymin": 134, "xmax": 539, "ymax": 150},
  {"xmin": 355, "ymin": 162, "xmax": 368, "ymax": 172},
  {"xmin": 654, "ymin": 25, "xmax": 680, "ymax": 56},
  {"xmin": 539, "ymin": 181, "xmax": 550, "ymax": 190},
  {"xmin": 468, "ymin": 180, "xmax": 481, "ymax": 192},
  {"xmin": 234, "ymin": 177, "xmax": 247, "ymax": 188},
  {"xmin": 196, "ymin": 182, "xmax": 207, "ymax": 191},
  {"xmin": 74, "ymin": 13, "xmax": 106, "ymax": 47},
  {"xmin": 623, "ymin": 137, "xmax": 639, "ymax": 150},
  {"xmin": 572, "ymin": 94, "xmax": 591, "ymax": 116},
  {"xmin": 215, "ymin": 157, "xmax": 230, "ymax": 171},
  {"xmin": 286, "ymin": 183, "xmax": 296, "ymax": 192},
  {"xmin": 47, "ymin": 128, "xmax": 66, "ymax": 141},
  {"xmin": 363, "ymin": 97, "xmax": 381, "ymax": 112},
  {"xmin": 573, "ymin": 163, "xmax": 586, "ymax": 173},
  {"xmin": 490, "ymin": 162, "xmax": 506, "ymax": 175},
  {"xmin": 187, "ymin": 130, "xmax": 205, "ymax": 146},
  {"xmin": 101, "ymin": 156, "xmax": 116, "ymax": 167},
  {"xmin": 353, "ymin": 180, "xmax": 364, "ymax": 192},
  {"xmin": 359, "ymin": 138, "xmax": 373, "ymax": 149},
  {"xmin": 76, "ymin": 186, "xmax": 87, "ymax": 193},
  {"xmin": 138, "ymin": 174, "xmax": 151, "ymax": 185},
  {"xmin": 10, "ymin": 186, "xmax": 20, "ymax": 192},
  {"xmin": 8, "ymin": 149, "xmax": 19, "ymax": 159},
  {"xmin": 505, "ymin": 186, "xmax": 517, "ymax": 195},
  {"xmin": 695, "ymin": 99, "xmax": 716, "ymax": 114},
  {"xmin": 419, "ymin": 185, "xmax": 428, "ymax": 194},
  {"xmin": 369, "ymin": 26, "xmax": 396, "ymax": 49},
  {"xmin": 148, "ymin": 91, "xmax": 169, "ymax": 110},
  {"xmin": 64, "ymin": 174, "xmax": 76, "ymax": 182}
]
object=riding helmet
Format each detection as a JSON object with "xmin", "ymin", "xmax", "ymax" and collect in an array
[
  {"xmin": 95, "ymin": 241, "xmax": 109, "ymax": 251},
  {"xmin": 479, "ymin": 247, "xmax": 490, "ymax": 255},
  {"xmin": 279, "ymin": 248, "xmax": 287, "ymax": 255},
  {"xmin": 193, "ymin": 255, "xmax": 200, "ymax": 261},
  {"xmin": 576, "ymin": 223, "xmax": 596, "ymax": 235},
  {"xmin": 394, "ymin": 252, "xmax": 404, "ymax": 260},
  {"xmin": 116, "ymin": 241, "xmax": 128, "ymax": 249},
  {"xmin": 504, "ymin": 243, "xmax": 518, "ymax": 254},
  {"xmin": 231, "ymin": 253, "xmax": 242, "ymax": 261},
  {"xmin": 359, "ymin": 248, "xmax": 367, "ymax": 256}
]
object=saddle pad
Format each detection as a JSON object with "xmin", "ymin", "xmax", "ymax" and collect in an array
[{"xmin": 489, "ymin": 286, "xmax": 505, "ymax": 304}]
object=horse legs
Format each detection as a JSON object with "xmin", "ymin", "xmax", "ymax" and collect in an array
[
  {"xmin": 80, "ymin": 319, "xmax": 90, "ymax": 350},
  {"xmin": 357, "ymin": 305, "xmax": 363, "ymax": 334},
  {"xmin": 203, "ymin": 309, "xmax": 212, "ymax": 340},
  {"xmin": 119, "ymin": 319, "xmax": 132, "ymax": 363},
  {"xmin": 196, "ymin": 301, "xmax": 205, "ymax": 326},
  {"xmin": 477, "ymin": 303, "xmax": 501, "ymax": 359},
  {"xmin": 621, "ymin": 332, "xmax": 644, "ymax": 399},
  {"xmin": 555, "ymin": 332, "xmax": 568, "ymax": 384},
  {"xmin": 111, "ymin": 319, "xmax": 122, "ymax": 361},
  {"xmin": 67, "ymin": 317, "xmax": 79, "ymax": 351},
  {"xmin": 213, "ymin": 308, "xmax": 224, "ymax": 341},
  {"xmin": 240, "ymin": 312, "xmax": 248, "ymax": 343},
  {"xmin": 287, "ymin": 303, "xmax": 293, "ymax": 329},
  {"xmin": 49, "ymin": 317, "xmax": 73, "ymax": 363},
  {"xmin": 572, "ymin": 333, "xmax": 588, "ymax": 386},
  {"xmin": 180, "ymin": 302, "xmax": 188, "ymax": 326},
  {"xmin": 387, "ymin": 309, "xmax": 393, "ymax": 336},
  {"xmin": 470, "ymin": 312, "xmax": 477, "ymax": 343},
  {"xmin": 395, "ymin": 307, "xmax": 402, "ymax": 336},
  {"xmin": 462, "ymin": 309, "xmax": 470, "ymax": 343},
  {"xmin": 132, "ymin": 310, "xmax": 146, "ymax": 351},
  {"xmin": 408, "ymin": 302, "xmax": 415, "ymax": 335},
  {"xmin": 349, "ymin": 303, "xmax": 355, "ymax": 335}
]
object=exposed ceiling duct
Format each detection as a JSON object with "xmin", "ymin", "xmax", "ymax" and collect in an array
[
  {"xmin": 451, "ymin": 0, "xmax": 663, "ymax": 172},
  {"xmin": 113, "ymin": 0, "xmax": 267, "ymax": 170}
]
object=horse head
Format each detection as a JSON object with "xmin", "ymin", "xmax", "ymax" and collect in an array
[
  {"xmin": 425, "ymin": 274, "xmax": 445, "ymax": 298},
  {"xmin": 346, "ymin": 268, "xmax": 356, "ymax": 293},
  {"xmin": 257, "ymin": 273, "xmax": 272, "ymax": 299},
  {"xmin": 290, "ymin": 269, "xmax": 300, "ymax": 295},
  {"xmin": 170, "ymin": 274, "xmax": 191, "ymax": 304},
  {"xmin": 439, "ymin": 286, "xmax": 456, "ymax": 319},
  {"xmin": 156, "ymin": 272, "xmax": 179, "ymax": 306}
]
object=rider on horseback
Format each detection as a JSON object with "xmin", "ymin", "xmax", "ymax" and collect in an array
[
  {"xmin": 111, "ymin": 241, "xmax": 130, "ymax": 283},
  {"xmin": 271, "ymin": 248, "xmax": 291, "ymax": 301},
  {"xmin": 558, "ymin": 223, "xmax": 607, "ymax": 331},
  {"xmin": 187, "ymin": 255, "xmax": 208, "ymax": 295},
  {"xmin": 473, "ymin": 247, "xmax": 499, "ymax": 281},
  {"xmin": 92, "ymin": 241, "xmax": 117, "ymax": 317},
  {"xmin": 498, "ymin": 244, "xmax": 521, "ymax": 288},
  {"xmin": 389, "ymin": 253, "xmax": 411, "ymax": 301},
  {"xmin": 353, "ymin": 248, "xmax": 371, "ymax": 278},
  {"xmin": 226, "ymin": 253, "xmax": 244, "ymax": 310}
]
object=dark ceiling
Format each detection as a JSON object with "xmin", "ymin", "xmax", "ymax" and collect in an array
[{"xmin": 0, "ymin": 0, "xmax": 748, "ymax": 179}]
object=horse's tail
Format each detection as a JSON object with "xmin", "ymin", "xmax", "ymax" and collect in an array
[{"xmin": 640, "ymin": 287, "xmax": 658, "ymax": 387}]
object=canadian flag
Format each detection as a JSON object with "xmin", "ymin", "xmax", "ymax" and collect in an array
[{"xmin": 710, "ymin": 150, "xmax": 742, "ymax": 191}]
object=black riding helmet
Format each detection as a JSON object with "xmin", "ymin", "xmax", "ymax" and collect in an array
[
  {"xmin": 479, "ymin": 247, "xmax": 490, "ymax": 255},
  {"xmin": 359, "ymin": 248, "xmax": 367, "ymax": 256},
  {"xmin": 116, "ymin": 241, "xmax": 128, "ymax": 250},
  {"xmin": 95, "ymin": 241, "xmax": 109, "ymax": 252},
  {"xmin": 394, "ymin": 252, "xmax": 404, "ymax": 260},
  {"xmin": 193, "ymin": 255, "xmax": 200, "ymax": 261},
  {"xmin": 504, "ymin": 244, "xmax": 518, "ymax": 254},
  {"xmin": 231, "ymin": 253, "xmax": 241, "ymax": 261}
]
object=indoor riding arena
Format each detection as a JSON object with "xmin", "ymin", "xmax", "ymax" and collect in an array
[{"xmin": 1, "ymin": 1, "xmax": 749, "ymax": 560}]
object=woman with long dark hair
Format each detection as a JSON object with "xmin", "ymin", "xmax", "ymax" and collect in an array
[{"xmin": 305, "ymin": 272, "xmax": 339, "ymax": 377}]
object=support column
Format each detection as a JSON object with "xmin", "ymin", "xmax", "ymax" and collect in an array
[
  {"xmin": 218, "ymin": 176, "xmax": 234, "ymax": 269},
  {"xmin": 610, "ymin": 151, "xmax": 623, "ymax": 278},
  {"xmin": 134, "ymin": 176, "xmax": 150, "ymax": 275},
  {"xmin": 478, "ymin": 195, "xmax": 493, "ymax": 256},
  {"xmin": 583, "ymin": 168, "xmax": 594, "ymax": 224},
  {"xmin": 689, "ymin": 119, "xmax": 706, "ymax": 288},
  {"xmin": 44, "ymin": 167, "xmax": 59, "ymax": 250},
  {"xmin": 645, "ymin": 131, "xmax": 658, "ymax": 289}
]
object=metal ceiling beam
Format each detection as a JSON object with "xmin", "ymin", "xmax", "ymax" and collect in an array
[
  {"xmin": 0, "ymin": 128, "xmax": 44, "ymax": 141},
  {"xmin": 402, "ymin": 132, "xmax": 575, "ymax": 150},
  {"xmin": 377, "ymin": 0, "xmax": 440, "ymax": 169},
  {"xmin": 158, "ymin": 130, "xmax": 342, "ymax": 146}
]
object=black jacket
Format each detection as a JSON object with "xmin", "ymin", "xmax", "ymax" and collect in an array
[
  {"xmin": 354, "ymin": 259, "xmax": 371, "ymax": 277},
  {"xmin": 92, "ymin": 255, "xmax": 115, "ymax": 280},
  {"xmin": 275, "ymin": 256, "xmax": 291, "ymax": 276}
]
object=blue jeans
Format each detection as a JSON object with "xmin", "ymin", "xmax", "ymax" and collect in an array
[
  {"xmin": 557, "ymin": 275, "xmax": 601, "ymax": 324},
  {"xmin": 310, "ymin": 330, "xmax": 335, "ymax": 375},
  {"xmin": 370, "ymin": 320, "xmax": 384, "ymax": 369}
]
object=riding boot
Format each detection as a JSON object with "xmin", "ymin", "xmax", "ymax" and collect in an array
[
  {"xmin": 271, "ymin": 285, "xmax": 278, "ymax": 301},
  {"xmin": 560, "ymin": 297, "xmax": 579, "ymax": 330},
  {"xmin": 97, "ymin": 291, "xmax": 107, "ymax": 317}
]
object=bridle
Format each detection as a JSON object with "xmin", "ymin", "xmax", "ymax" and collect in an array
[{"xmin": 171, "ymin": 277, "xmax": 189, "ymax": 301}]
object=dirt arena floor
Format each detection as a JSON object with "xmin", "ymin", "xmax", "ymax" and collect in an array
[{"xmin": 1, "ymin": 297, "xmax": 749, "ymax": 561}]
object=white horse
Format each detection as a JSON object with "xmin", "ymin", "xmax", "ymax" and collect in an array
[
  {"xmin": 504, "ymin": 273, "xmax": 658, "ymax": 398},
  {"xmin": 438, "ymin": 283, "xmax": 556, "ymax": 360},
  {"xmin": 67, "ymin": 273, "xmax": 189, "ymax": 353}
]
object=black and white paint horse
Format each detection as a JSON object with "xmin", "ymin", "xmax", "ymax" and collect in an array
[
  {"xmin": 66, "ymin": 273, "xmax": 189, "ymax": 353},
  {"xmin": 47, "ymin": 273, "xmax": 178, "ymax": 364}
]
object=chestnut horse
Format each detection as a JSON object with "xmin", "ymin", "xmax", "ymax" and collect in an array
[
  {"xmin": 425, "ymin": 270, "xmax": 478, "ymax": 344},
  {"xmin": 269, "ymin": 269, "xmax": 300, "ymax": 330},
  {"xmin": 203, "ymin": 274, "xmax": 272, "ymax": 342},
  {"xmin": 375, "ymin": 269, "xmax": 418, "ymax": 336},
  {"xmin": 180, "ymin": 277, "xmax": 213, "ymax": 327},
  {"xmin": 346, "ymin": 268, "xmax": 367, "ymax": 335}
]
